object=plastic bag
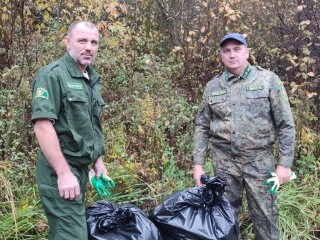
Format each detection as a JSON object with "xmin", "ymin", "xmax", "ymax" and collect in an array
[
  {"xmin": 149, "ymin": 176, "xmax": 240, "ymax": 240},
  {"xmin": 86, "ymin": 200, "xmax": 162, "ymax": 240}
]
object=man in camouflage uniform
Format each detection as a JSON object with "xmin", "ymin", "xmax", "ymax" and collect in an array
[{"xmin": 193, "ymin": 33, "xmax": 295, "ymax": 240}]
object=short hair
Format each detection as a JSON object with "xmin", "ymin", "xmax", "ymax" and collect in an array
[{"xmin": 66, "ymin": 20, "xmax": 97, "ymax": 38}]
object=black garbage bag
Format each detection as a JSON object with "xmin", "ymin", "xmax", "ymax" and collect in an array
[
  {"xmin": 86, "ymin": 200, "xmax": 162, "ymax": 240},
  {"xmin": 149, "ymin": 176, "xmax": 240, "ymax": 240}
]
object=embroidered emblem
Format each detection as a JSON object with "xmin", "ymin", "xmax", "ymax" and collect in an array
[
  {"xmin": 35, "ymin": 87, "xmax": 49, "ymax": 99},
  {"xmin": 246, "ymin": 85, "xmax": 264, "ymax": 91},
  {"xmin": 67, "ymin": 82, "xmax": 83, "ymax": 89},
  {"xmin": 212, "ymin": 89, "xmax": 227, "ymax": 96},
  {"xmin": 242, "ymin": 66, "xmax": 251, "ymax": 79}
]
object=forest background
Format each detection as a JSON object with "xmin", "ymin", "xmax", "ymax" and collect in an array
[{"xmin": 0, "ymin": 0, "xmax": 319, "ymax": 239}]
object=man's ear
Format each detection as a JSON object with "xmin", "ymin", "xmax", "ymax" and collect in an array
[
  {"xmin": 63, "ymin": 36, "xmax": 70, "ymax": 50},
  {"xmin": 246, "ymin": 48, "xmax": 250, "ymax": 59}
]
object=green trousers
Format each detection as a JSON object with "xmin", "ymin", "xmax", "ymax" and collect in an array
[
  {"xmin": 212, "ymin": 147, "xmax": 279, "ymax": 240},
  {"xmin": 36, "ymin": 152, "xmax": 89, "ymax": 240}
]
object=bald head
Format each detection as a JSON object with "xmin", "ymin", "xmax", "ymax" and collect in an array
[{"xmin": 67, "ymin": 20, "xmax": 98, "ymax": 38}]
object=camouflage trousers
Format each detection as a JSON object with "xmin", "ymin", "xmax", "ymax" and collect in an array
[{"xmin": 212, "ymin": 146, "xmax": 279, "ymax": 240}]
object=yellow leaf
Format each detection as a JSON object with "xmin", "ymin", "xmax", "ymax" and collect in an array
[
  {"xmin": 138, "ymin": 125, "xmax": 145, "ymax": 135},
  {"xmin": 44, "ymin": 12, "xmax": 50, "ymax": 22},
  {"xmin": 200, "ymin": 37, "xmax": 207, "ymax": 44},
  {"xmin": 107, "ymin": 37, "xmax": 119, "ymax": 47},
  {"xmin": 1, "ymin": 14, "xmax": 8, "ymax": 21},
  {"xmin": 290, "ymin": 82, "xmax": 299, "ymax": 94}
]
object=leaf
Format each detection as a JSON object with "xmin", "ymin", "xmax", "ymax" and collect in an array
[
  {"xmin": 297, "ymin": 5, "xmax": 304, "ymax": 12},
  {"xmin": 307, "ymin": 72, "xmax": 315, "ymax": 77},
  {"xmin": 107, "ymin": 37, "xmax": 119, "ymax": 47},
  {"xmin": 299, "ymin": 20, "xmax": 311, "ymax": 25},
  {"xmin": 307, "ymin": 92, "xmax": 317, "ymax": 99},
  {"xmin": 120, "ymin": 3, "xmax": 128, "ymax": 14},
  {"xmin": 172, "ymin": 46, "xmax": 182, "ymax": 52},
  {"xmin": 200, "ymin": 37, "xmax": 207, "ymax": 44},
  {"xmin": 290, "ymin": 82, "xmax": 299, "ymax": 94}
]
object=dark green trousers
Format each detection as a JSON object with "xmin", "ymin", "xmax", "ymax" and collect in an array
[
  {"xmin": 212, "ymin": 147, "xmax": 279, "ymax": 240},
  {"xmin": 36, "ymin": 152, "xmax": 89, "ymax": 240}
]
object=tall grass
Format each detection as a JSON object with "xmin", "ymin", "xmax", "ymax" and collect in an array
[
  {"xmin": 278, "ymin": 178, "xmax": 320, "ymax": 240},
  {"xmin": 0, "ymin": 176, "xmax": 48, "ymax": 240},
  {"xmin": 239, "ymin": 177, "xmax": 320, "ymax": 240}
]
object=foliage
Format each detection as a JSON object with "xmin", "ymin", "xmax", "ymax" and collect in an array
[
  {"xmin": 0, "ymin": 0, "xmax": 319, "ymax": 239},
  {"xmin": 278, "ymin": 178, "xmax": 320, "ymax": 240}
]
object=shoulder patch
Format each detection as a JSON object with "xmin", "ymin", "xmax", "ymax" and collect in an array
[{"xmin": 35, "ymin": 87, "xmax": 49, "ymax": 99}]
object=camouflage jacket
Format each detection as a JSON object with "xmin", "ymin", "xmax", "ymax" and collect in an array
[{"xmin": 193, "ymin": 65, "xmax": 295, "ymax": 167}]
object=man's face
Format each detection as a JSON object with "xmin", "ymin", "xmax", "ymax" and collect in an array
[
  {"xmin": 65, "ymin": 23, "xmax": 99, "ymax": 71},
  {"xmin": 220, "ymin": 40, "xmax": 249, "ymax": 75}
]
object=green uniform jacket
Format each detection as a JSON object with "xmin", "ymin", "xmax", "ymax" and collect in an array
[
  {"xmin": 31, "ymin": 53, "xmax": 105, "ymax": 168},
  {"xmin": 193, "ymin": 65, "xmax": 295, "ymax": 167}
]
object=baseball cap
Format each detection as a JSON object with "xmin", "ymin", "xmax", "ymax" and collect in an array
[{"xmin": 220, "ymin": 33, "xmax": 248, "ymax": 47}]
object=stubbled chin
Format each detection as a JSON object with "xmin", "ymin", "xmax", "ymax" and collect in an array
[
  {"xmin": 227, "ymin": 64, "xmax": 239, "ymax": 69},
  {"xmin": 80, "ymin": 59, "xmax": 92, "ymax": 65}
]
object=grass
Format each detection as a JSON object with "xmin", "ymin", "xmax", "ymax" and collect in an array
[
  {"xmin": 0, "ymin": 176, "xmax": 48, "ymax": 240},
  {"xmin": 0, "ymin": 165, "xmax": 319, "ymax": 239},
  {"xmin": 278, "ymin": 179, "xmax": 320, "ymax": 240}
]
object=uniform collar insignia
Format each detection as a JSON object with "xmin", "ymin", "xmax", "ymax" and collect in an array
[{"xmin": 224, "ymin": 64, "xmax": 252, "ymax": 81}]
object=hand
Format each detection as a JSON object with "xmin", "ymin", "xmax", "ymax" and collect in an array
[
  {"xmin": 93, "ymin": 156, "xmax": 108, "ymax": 178},
  {"xmin": 193, "ymin": 165, "xmax": 205, "ymax": 186},
  {"xmin": 57, "ymin": 171, "xmax": 80, "ymax": 200},
  {"xmin": 276, "ymin": 165, "xmax": 291, "ymax": 184},
  {"xmin": 266, "ymin": 170, "xmax": 297, "ymax": 194}
]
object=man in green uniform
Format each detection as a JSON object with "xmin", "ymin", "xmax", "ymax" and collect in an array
[
  {"xmin": 193, "ymin": 33, "xmax": 295, "ymax": 240},
  {"xmin": 31, "ymin": 20, "xmax": 108, "ymax": 239}
]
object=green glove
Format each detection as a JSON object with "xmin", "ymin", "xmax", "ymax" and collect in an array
[
  {"xmin": 266, "ymin": 171, "xmax": 297, "ymax": 194},
  {"xmin": 89, "ymin": 169, "xmax": 115, "ymax": 197},
  {"xmin": 266, "ymin": 172, "xmax": 279, "ymax": 194}
]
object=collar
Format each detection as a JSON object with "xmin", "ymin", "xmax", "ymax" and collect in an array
[
  {"xmin": 61, "ymin": 52, "xmax": 99, "ymax": 82},
  {"xmin": 224, "ymin": 64, "xmax": 252, "ymax": 81}
]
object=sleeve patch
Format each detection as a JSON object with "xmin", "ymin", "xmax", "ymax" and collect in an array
[{"xmin": 35, "ymin": 87, "xmax": 49, "ymax": 99}]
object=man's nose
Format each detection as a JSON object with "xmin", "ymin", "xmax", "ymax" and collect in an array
[
  {"xmin": 229, "ymin": 50, "xmax": 235, "ymax": 58},
  {"xmin": 85, "ymin": 42, "xmax": 93, "ymax": 50}
]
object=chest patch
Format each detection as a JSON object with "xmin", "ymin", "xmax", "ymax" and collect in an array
[
  {"xmin": 211, "ymin": 89, "xmax": 227, "ymax": 96},
  {"xmin": 246, "ymin": 85, "xmax": 264, "ymax": 91},
  {"xmin": 67, "ymin": 82, "xmax": 83, "ymax": 90}
]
